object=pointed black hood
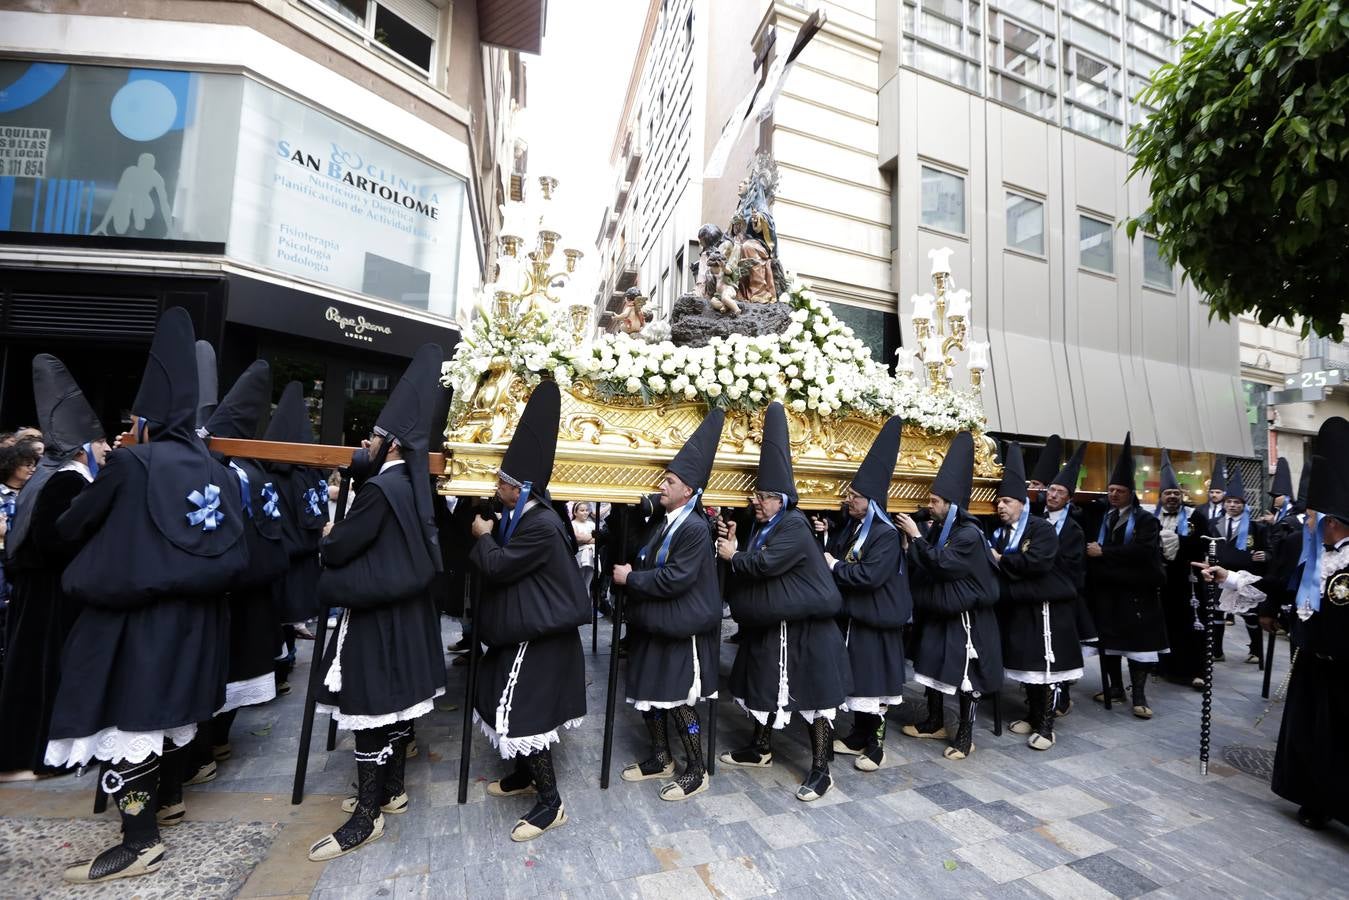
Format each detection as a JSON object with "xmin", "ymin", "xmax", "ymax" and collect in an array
[
  {"xmin": 195, "ymin": 340, "xmax": 218, "ymax": 430},
  {"xmin": 133, "ymin": 307, "xmax": 199, "ymax": 439},
  {"xmin": 1051, "ymin": 443, "xmax": 1085, "ymax": 492},
  {"xmin": 1296, "ymin": 457, "xmax": 1312, "ymax": 508},
  {"xmin": 377, "ymin": 344, "xmax": 445, "ymax": 571},
  {"xmin": 755, "ymin": 403, "xmax": 796, "ymax": 504},
  {"xmin": 500, "ymin": 380, "xmax": 560, "ymax": 493},
  {"xmin": 1208, "ymin": 455, "xmax": 1226, "ymax": 495},
  {"xmin": 668, "ymin": 408, "xmax": 725, "ymax": 492},
  {"xmin": 1270, "ymin": 457, "xmax": 1293, "ymax": 498},
  {"xmin": 265, "ymin": 382, "xmax": 314, "ymax": 444},
  {"xmin": 133, "ymin": 308, "xmax": 245, "ymax": 557},
  {"xmin": 1108, "ymin": 432, "xmax": 1135, "ymax": 491},
  {"xmin": 1028, "ymin": 434, "xmax": 1062, "ymax": 486},
  {"xmin": 1225, "ymin": 463, "xmax": 1247, "ymax": 503},
  {"xmin": 996, "ymin": 441, "xmax": 1028, "ymax": 502},
  {"xmin": 32, "ymin": 353, "xmax": 102, "ymax": 457},
  {"xmin": 376, "ymin": 343, "xmax": 444, "ymax": 452},
  {"xmin": 1159, "ymin": 449, "xmax": 1180, "ymax": 493},
  {"xmin": 7, "ymin": 354, "xmax": 105, "ymax": 557},
  {"xmin": 205, "ymin": 360, "xmax": 272, "ymax": 440},
  {"xmin": 1305, "ymin": 417, "xmax": 1349, "ymax": 524},
  {"xmin": 851, "ymin": 416, "xmax": 901, "ymax": 503},
  {"xmin": 931, "ymin": 431, "xmax": 974, "ymax": 507}
]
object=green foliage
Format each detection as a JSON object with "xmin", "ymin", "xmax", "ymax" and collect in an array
[{"xmin": 1127, "ymin": 0, "xmax": 1349, "ymax": 340}]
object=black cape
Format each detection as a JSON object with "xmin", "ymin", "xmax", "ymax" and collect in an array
[
  {"xmin": 1155, "ymin": 507, "xmax": 1207, "ymax": 680},
  {"xmin": 907, "ymin": 510, "xmax": 1003, "ymax": 694},
  {"xmin": 624, "ymin": 510, "xmax": 720, "ymax": 705},
  {"xmin": 726, "ymin": 508, "xmax": 851, "ymax": 718},
  {"xmin": 469, "ymin": 501, "xmax": 586, "ymax": 753},
  {"xmin": 993, "ymin": 515, "xmax": 1083, "ymax": 680},
  {"xmin": 1085, "ymin": 505, "xmax": 1169, "ymax": 653},
  {"xmin": 316, "ymin": 464, "xmax": 446, "ymax": 718},
  {"xmin": 828, "ymin": 518, "xmax": 910, "ymax": 701},
  {"xmin": 1271, "ymin": 552, "xmax": 1349, "ymax": 821},
  {"xmin": 0, "ymin": 469, "xmax": 88, "ymax": 772}
]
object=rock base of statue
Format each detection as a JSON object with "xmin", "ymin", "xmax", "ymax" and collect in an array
[{"xmin": 669, "ymin": 293, "xmax": 793, "ymax": 347}]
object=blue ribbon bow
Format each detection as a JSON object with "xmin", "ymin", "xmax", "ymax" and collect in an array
[
  {"xmin": 303, "ymin": 486, "xmax": 325, "ymax": 519},
  {"xmin": 186, "ymin": 484, "xmax": 225, "ymax": 532},
  {"xmin": 229, "ymin": 462, "xmax": 252, "ymax": 518},
  {"xmin": 261, "ymin": 483, "xmax": 282, "ymax": 520}
]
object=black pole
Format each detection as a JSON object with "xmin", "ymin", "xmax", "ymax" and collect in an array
[
  {"xmin": 457, "ymin": 571, "xmax": 480, "ymax": 804},
  {"xmin": 1198, "ymin": 535, "xmax": 1223, "ymax": 776},
  {"xmin": 1261, "ymin": 629, "xmax": 1276, "ymax": 699},
  {"xmin": 708, "ymin": 551, "xmax": 729, "ymax": 776},
  {"xmin": 599, "ymin": 504, "xmax": 629, "ymax": 789},
  {"xmin": 290, "ymin": 471, "xmax": 350, "ymax": 805},
  {"xmin": 1099, "ymin": 654, "xmax": 1112, "ymax": 711}
]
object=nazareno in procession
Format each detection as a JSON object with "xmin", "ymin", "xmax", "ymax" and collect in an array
[{"xmin": 0, "ymin": 307, "xmax": 1344, "ymax": 884}]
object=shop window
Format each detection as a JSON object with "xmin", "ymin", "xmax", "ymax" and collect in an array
[
  {"xmin": 304, "ymin": 0, "xmax": 439, "ymax": 73},
  {"xmin": 1006, "ymin": 192, "xmax": 1045, "ymax": 255},
  {"xmin": 1079, "ymin": 213, "xmax": 1114, "ymax": 273},
  {"xmin": 1142, "ymin": 235, "xmax": 1173, "ymax": 290},
  {"xmin": 921, "ymin": 165, "xmax": 966, "ymax": 235}
]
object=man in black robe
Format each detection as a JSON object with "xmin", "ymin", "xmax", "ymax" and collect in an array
[
  {"xmin": 1154, "ymin": 451, "xmax": 1207, "ymax": 689},
  {"xmin": 469, "ymin": 381, "xmax": 589, "ymax": 842},
  {"xmin": 308, "ymin": 344, "xmax": 448, "ymax": 861},
  {"xmin": 1199, "ymin": 456, "xmax": 1226, "ymax": 526},
  {"xmin": 0, "ymin": 356, "xmax": 108, "ymax": 780},
  {"xmin": 717, "ymin": 402, "xmax": 851, "ymax": 801},
  {"xmin": 265, "ymin": 383, "xmax": 328, "ymax": 692},
  {"xmin": 192, "ymin": 361, "xmax": 290, "ymax": 772},
  {"xmin": 45, "ymin": 308, "xmax": 248, "ymax": 883},
  {"xmin": 896, "ymin": 431, "xmax": 1002, "ymax": 761},
  {"xmin": 1259, "ymin": 458, "xmax": 1308, "ymax": 644},
  {"xmin": 1043, "ymin": 444, "xmax": 1091, "ymax": 715},
  {"xmin": 1205, "ymin": 465, "xmax": 1268, "ymax": 664},
  {"xmin": 823, "ymin": 416, "xmax": 910, "ymax": 772},
  {"xmin": 612, "ymin": 409, "xmax": 724, "ymax": 801},
  {"xmin": 994, "ymin": 444, "xmax": 1081, "ymax": 752},
  {"xmin": 1084, "ymin": 433, "xmax": 1168, "ymax": 719},
  {"xmin": 1201, "ymin": 417, "xmax": 1349, "ymax": 831}
]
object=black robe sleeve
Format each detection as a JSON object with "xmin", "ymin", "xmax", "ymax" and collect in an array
[
  {"xmin": 29, "ymin": 470, "xmax": 88, "ymax": 567},
  {"xmin": 1095, "ymin": 509, "xmax": 1165, "ymax": 589},
  {"xmin": 626, "ymin": 523, "xmax": 705, "ymax": 600},
  {"xmin": 908, "ymin": 520, "xmax": 992, "ymax": 616},
  {"xmin": 729, "ymin": 513, "xmax": 811, "ymax": 580},
  {"xmin": 320, "ymin": 484, "xmax": 389, "ymax": 568},
  {"xmin": 831, "ymin": 524, "xmax": 900, "ymax": 591},
  {"xmin": 55, "ymin": 451, "xmax": 126, "ymax": 545},
  {"xmin": 468, "ymin": 517, "xmax": 553, "ymax": 586}
]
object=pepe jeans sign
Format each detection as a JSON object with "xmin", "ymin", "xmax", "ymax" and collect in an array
[{"xmin": 325, "ymin": 306, "xmax": 393, "ymax": 343}]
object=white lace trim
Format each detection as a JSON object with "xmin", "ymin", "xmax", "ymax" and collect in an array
[
  {"xmin": 45, "ymin": 724, "xmax": 197, "ymax": 768},
  {"xmin": 217, "ymin": 673, "xmax": 277, "ymax": 715},
  {"xmin": 1217, "ymin": 569, "xmax": 1266, "ymax": 615},
  {"xmin": 627, "ymin": 635, "xmax": 711, "ymax": 711},
  {"xmin": 473, "ymin": 711, "xmax": 584, "ymax": 759},
  {"xmin": 1005, "ymin": 668, "xmax": 1084, "ymax": 685},
  {"xmin": 629, "ymin": 692, "xmax": 718, "ymax": 711},
  {"xmin": 914, "ymin": 672, "xmax": 958, "ymax": 696},
  {"xmin": 317, "ymin": 687, "xmax": 443, "ymax": 732},
  {"xmin": 843, "ymin": 695, "xmax": 905, "ymax": 714},
  {"xmin": 1082, "ymin": 646, "xmax": 1163, "ymax": 662},
  {"xmin": 733, "ymin": 698, "xmax": 837, "ymax": 728}
]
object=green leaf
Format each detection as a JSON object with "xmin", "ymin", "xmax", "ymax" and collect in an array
[{"xmin": 943, "ymin": 860, "xmax": 959, "ymax": 872}]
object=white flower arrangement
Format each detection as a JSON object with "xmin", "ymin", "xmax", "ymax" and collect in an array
[{"xmin": 441, "ymin": 280, "xmax": 987, "ymax": 432}]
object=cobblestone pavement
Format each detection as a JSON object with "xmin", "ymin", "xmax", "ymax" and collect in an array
[{"xmin": 3, "ymin": 617, "xmax": 1346, "ymax": 899}]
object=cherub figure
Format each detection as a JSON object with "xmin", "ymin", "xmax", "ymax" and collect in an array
[
  {"xmin": 693, "ymin": 223, "xmax": 724, "ymax": 301},
  {"xmin": 704, "ymin": 250, "xmax": 741, "ymax": 316},
  {"xmin": 617, "ymin": 286, "xmax": 650, "ymax": 334}
]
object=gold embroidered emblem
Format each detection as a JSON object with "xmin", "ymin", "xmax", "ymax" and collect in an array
[
  {"xmin": 1021, "ymin": 538, "xmax": 1031, "ymax": 554},
  {"xmin": 1329, "ymin": 573, "xmax": 1349, "ymax": 606}
]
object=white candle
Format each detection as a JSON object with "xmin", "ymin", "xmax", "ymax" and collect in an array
[
  {"xmin": 947, "ymin": 289, "xmax": 971, "ymax": 321},
  {"xmin": 967, "ymin": 341, "xmax": 990, "ymax": 372},
  {"xmin": 895, "ymin": 350, "xmax": 916, "ymax": 375},
  {"xmin": 912, "ymin": 293, "xmax": 935, "ymax": 322},
  {"xmin": 928, "ymin": 247, "xmax": 954, "ymax": 277},
  {"xmin": 923, "ymin": 335, "xmax": 946, "ymax": 362}
]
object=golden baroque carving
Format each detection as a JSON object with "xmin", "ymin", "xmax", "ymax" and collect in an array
[{"xmin": 442, "ymin": 371, "xmax": 1002, "ymax": 513}]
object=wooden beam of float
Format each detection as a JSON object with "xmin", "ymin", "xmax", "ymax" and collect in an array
[{"xmin": 437, "ymin": 373, "xmax": 1004, "ymax": 514}]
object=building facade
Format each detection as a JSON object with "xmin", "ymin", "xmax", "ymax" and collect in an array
[
  {"xmin": 0, "ymin": 0, "xmax": 539, "ymax": 442},
  {"xmin": 594, "ymin": 0, "xmax": 1256, "ymax": 496}
]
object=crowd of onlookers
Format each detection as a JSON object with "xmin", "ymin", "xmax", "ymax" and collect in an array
[{"xmin": 0, "ymin": 427, "xmax": 46, "ymax": 655}]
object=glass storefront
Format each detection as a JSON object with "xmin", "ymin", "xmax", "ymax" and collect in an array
[{"xmin": 0, "ymin": 59, "xmax": 466, "ymax": 316}]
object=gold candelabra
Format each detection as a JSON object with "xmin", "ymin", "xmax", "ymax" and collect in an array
[
  {"xmin": 480, "ymin": 175, "xmax": 586, "ymax": 344},
  {"xmin": 898, "ymin": 247, "xmax": 988, "ymax": 393}
]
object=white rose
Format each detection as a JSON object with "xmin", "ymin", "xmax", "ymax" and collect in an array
[
  {"xmin": 749, "ymin": 389, "xmax": 763, "ymax": 402},
  {"xmin": 753, "ymin": 378, "xmax": 767, "ymax": 390},
  {"xmin": 718, "ymin": 368, "xmax": 734, "ymax": 385},
  {"xmin": 790, "ymin": 399, "xmax": 807, "ymax": 413},
  {"xmin": 707, "ymin": 383, "xmax": 723, "ymax": 398},
  {"xmin": 727, "ymin": 386, "xmax": 743, "ymax": 400},
  {"xmin": 684, "ymin": 385, "xmax": 698, "ymax": 400},
  {"xmin": 648, "ymin": 375, "xmax": 667, "ymax": 392},
  {"xmin": 818, "ymin": 404, "xmax": 833, "ymax": 417},
  {"xmin": 785, "ymin": 364, "xmax": 799, "ymax": 378},
  {"xmin": 625, "ymin": 377, "xmax": 642, "ymax": 393},
  {"xmin": 790, "ymin": 378, "xmax": 803, "ymax": 390}
]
